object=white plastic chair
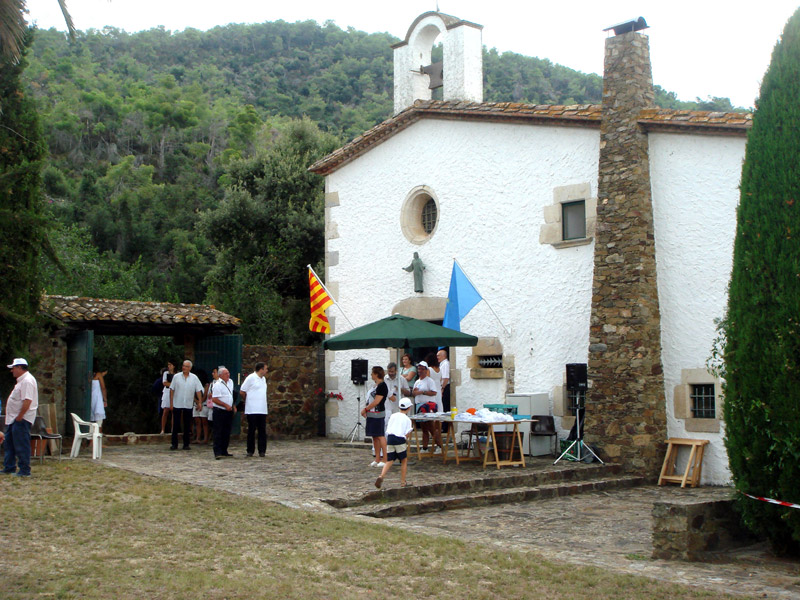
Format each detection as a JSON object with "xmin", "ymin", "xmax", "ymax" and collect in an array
[{"xmin": 70, "ymin": 413, "xmax": 102, "ymax": 459}]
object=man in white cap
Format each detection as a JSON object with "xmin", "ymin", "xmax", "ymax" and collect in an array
[
  {"xmin": 411, "ymin": 361, "xmax": 442, "ymax": 454},
  {"xmin": 375, "ymin": 398, "xmax": 414, "ymax": 489},
  {"xmin": 3, "ymin": 358, "xmax": 38, "ymax": 477}
]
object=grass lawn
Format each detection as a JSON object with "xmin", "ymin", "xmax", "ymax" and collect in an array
[{"xmin": 1, "ymin": 461, "xmax": 747, "ymax": 599}]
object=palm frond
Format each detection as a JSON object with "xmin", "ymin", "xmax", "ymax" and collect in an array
[
  {"xmin": 56, "ymin": 0, "xmax": 75, "ymax": 39},
  {"xmin": 0, "ymin": 0, "xmax": 27, "ymax": 62}
]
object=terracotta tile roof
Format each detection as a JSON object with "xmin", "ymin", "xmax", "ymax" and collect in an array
[
  {"xmin": 638, "ymin": 108, "xmax": 752, "ymax": 134},
  {"xmin": 308, "ymin": 100, "xmax": 752, "ymax": 176},
  {"xmin": 42, "ymin": 295, "xmax": 241, "ymax": 333},
  {"xmin": 309, "ymin": 100, "xmax": 603, "ymax": 175}
]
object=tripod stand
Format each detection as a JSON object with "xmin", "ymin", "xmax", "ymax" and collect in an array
[
  {"xmin": 347, "ymin": 383, "xmax": 366, "ymax": 444},
  {"xmin": 554, "ymin": 400, "xmax": 604, "ymax": 465}
]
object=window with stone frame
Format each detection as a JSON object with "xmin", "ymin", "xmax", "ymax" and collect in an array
[
  {"xmin": 673, "ymin": 368, "xmax": 723, "ymax": 433},
  {"xmin": 539, "ymin": 182, "xmax": 596, "ymax": 248}
]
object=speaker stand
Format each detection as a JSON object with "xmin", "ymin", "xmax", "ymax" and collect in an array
[
  {"xmin": 554, "ymin": 406, "xmax": 604, "ymax": 465},
  {"xmin": 347, "ymin": 386, "xmax": 365, "ymax": 444}
]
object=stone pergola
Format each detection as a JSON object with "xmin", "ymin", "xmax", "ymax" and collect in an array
[{"xmin": 32, "ymin": 295, "xmax": 241, "ymax": 435}]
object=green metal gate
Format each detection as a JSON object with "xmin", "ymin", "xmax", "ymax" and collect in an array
[
  {"xmin": 195, "ymin": 334, "xmax": 243, "ymax": 434},
  {"xmin": 65, "ymin": 330, "xmax": 93, "ymax": 436}
]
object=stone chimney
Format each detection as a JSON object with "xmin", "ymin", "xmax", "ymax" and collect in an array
[
  {"xmin": 392, "ymin": 12, "xmax": 483, "ymax": 115},
  {"xmin": 585, "ymin": 27, "xmax": 667, "ymax": 475}
]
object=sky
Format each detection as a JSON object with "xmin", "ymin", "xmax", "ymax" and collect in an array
[{"xmin": 25, "ymin": 0, "xmax": 800, "ymax": 109}]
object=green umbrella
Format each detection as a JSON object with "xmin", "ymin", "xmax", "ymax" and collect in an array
[{"xmin": 322, "ymin": 314, "xmax": 478, "ymax": 350}]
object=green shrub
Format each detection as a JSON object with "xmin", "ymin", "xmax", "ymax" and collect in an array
[{"xmin": 724, "ymin": 7, "xmax": 800, "ymax": 555}]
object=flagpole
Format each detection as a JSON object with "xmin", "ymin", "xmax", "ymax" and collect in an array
[
  {"xmin": 308, "ymin": 264, "xmax": 355, "ymax": 329},
  {"xmin": 453, "ymin": 257, "xmax": 511, "ymax": 335}
]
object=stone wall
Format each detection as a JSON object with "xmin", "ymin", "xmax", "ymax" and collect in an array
[
  {"xmin": 587, "ymin": 31, "xmax": 667, "ymax": 475},
  {"xmin": 27, "ymin": 330, "xmax": 68, "ymax": 432},
  {"xmin": 652, "ymin": 498, "xmax": 755, "ymax": 561},
  {"xmin": 243, "ymin": 345, "xmax": 325, "ymax": 438}
]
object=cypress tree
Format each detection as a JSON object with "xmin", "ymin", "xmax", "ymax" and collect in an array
[
  {"xmin": 724, "ymin": 7, "xmax": 800, "ymax": 554},
  {"xmin": 0, "ymin": 30, "xmax": 47, "ymax": 359}
]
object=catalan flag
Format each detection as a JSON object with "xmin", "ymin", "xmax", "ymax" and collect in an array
[{"xmin": 309, "ymin": 268, "xmax": 334, "ymax": 333}]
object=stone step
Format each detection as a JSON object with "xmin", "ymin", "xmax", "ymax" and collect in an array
[
  {"xmin": 324, "ymin": 462, "xmax": 624, "ymax": 509},
  {"xmin": 357, "ymin": 475, "xmax": 646, "ymax": 518}
]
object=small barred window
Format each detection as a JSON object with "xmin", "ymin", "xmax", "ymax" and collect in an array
[{"xmin": 691, "ymin": 384, "xmax": 716, "ymax": 419}]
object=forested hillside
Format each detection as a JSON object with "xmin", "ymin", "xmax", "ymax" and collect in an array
[{"xmin": 24, "ymin": 20, "xmax": 739, "ymax": 345}]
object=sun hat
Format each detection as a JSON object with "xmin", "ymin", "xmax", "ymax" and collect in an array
[
  {"xmin": 6, "ymin": 358, "xmax": 28, "ymax": 368},
  {"xmin": 417, "ymin": 361, "xmax": 428, "ymax": 369},
  {"xmin": 399, "ymin": 399, "xmax": 413, "ymax": 410}
]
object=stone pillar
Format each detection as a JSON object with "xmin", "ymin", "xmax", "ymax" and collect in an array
[
  {"xmin": 28, "ymin": 330, "xmax": 68, "ymax": 432},
  {"xmin": 586, "ymin": 31, "xmax": 667, "ymax": 475}
]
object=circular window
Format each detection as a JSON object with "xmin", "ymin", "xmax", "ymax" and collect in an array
[{"xmin": 401, "ymin": 187, "xmax": 439, "ymax": 244}]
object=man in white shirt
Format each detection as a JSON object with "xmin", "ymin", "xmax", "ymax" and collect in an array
[
  {"xmin": 383, "ymin": 361, "xmax": 410, "ymax": 430},
  {"xmin": 437, "ymin": 349, "xmax": 451, "ymax": 413},
  {"xmin": 3, "ymin": 358, "xmax": 38, "ymax": 477},
  {"xmin": 240, "ymin": 362, "xmax": 268, "ymax": 457},
  {"xmin": 211, "ymin": 367, "xmax": 236, "ymax": 459},
  {"xmin": 411, "ymin": 361, "xmax": 442, "ymax": 453},
  {"xmin": 169, "ymin": 360, "xmax": 204, "ymax": 451}
]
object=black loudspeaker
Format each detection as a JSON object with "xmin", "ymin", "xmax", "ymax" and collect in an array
[
  {"xmin": 351, "ymin": 359, "xmax": 368, "ymax": 385},
  {"xmin": 566, "ymin": 363, "xmax": 588, "ymax": 391}
]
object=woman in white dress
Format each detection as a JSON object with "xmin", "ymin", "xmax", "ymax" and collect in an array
[
  {"xmin": 159, "ymin": 360, "xmax": 176, "ymax": 435},
  {"xmin": 192, "ymin": 368, "xmax": 211, "ymax": 444},
  {"xmin": 204, "ymin": 367, "xmax": 219, "ymax": 434},
  {"xmin": 91, "ymin": 363, "xmax": 108, "ymax": 430}
]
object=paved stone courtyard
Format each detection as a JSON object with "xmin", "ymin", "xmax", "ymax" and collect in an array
[{"xmin": 94, "ymin": 437, "xmax": 800, "ymax": 599}]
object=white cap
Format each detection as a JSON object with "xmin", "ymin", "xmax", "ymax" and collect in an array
[
  {"xmin": 417, "ymin": 361, "xmax": 429, "ymax": 369},
  {"xmin": 399, "ymin": 399, "xmax": 413, "ymax": 410},
  {"xmin": 7, "ymin": 358, "xmax": 28, "ymax": 368}
]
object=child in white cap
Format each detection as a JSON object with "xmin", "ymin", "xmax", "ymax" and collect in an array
[{"xmin": 375, "ymin": 398, "xmax": 414, "ymax": 488}]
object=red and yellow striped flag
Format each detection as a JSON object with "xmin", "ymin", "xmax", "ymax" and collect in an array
[{"xmin": 309, "ymin": 268, "xmax": 334, "ymax": 333}]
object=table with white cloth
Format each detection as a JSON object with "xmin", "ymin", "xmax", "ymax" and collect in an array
[{"xmin": 410, "ymin": 415, "xmax": 536, "ymax": 469}]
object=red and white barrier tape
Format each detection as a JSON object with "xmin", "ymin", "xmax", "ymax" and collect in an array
[{"xmin": 742, "ymin": 492, "xmax": 800, "ymax": 510}]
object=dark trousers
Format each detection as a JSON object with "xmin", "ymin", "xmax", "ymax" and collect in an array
[
  {"xmin": 3, "ymin": 419, "xmax": 32, "ymax": 476},
  {"xmin": 213, "ymin": 407, "xmax": 233, "ymax": 457},
  {"xmin": 246, "ymin": 413, "xmax": 268, "ymax": 456},
  {"xmin": 171, "ymin": 408, "xmax": 192, "ymax": 449},
  {"xmin": 441, "ymin": 384, "xmax": 451, "ymax": 434}
]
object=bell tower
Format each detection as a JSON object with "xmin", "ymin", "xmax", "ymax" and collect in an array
[{"xmin": 392, "ymin": 12, "xmax": 483, "ymax": 115}]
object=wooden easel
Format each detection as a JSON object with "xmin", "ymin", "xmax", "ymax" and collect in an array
[{"xmin": 658, "ymin": 438, "xmax": 709, "ymax": 488}]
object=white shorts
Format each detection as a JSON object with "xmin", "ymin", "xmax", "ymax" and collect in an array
[{"xmin": 193, "ymin": 405, "xmax": 209, "ymax": 418}]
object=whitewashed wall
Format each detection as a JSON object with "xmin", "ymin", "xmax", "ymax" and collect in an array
[
  {"xmin": 324, "ymin": 118, "xmax": 600, "ymax": 438},
  {"xmin": 324, "ymin": 119, "xmax": 746, "ymax": 487},
  {"xmin": 650, "ymin": 132, "xmax": 746, "ymax": 484}
]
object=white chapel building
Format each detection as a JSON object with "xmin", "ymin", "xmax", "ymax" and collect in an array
[{"xmin": 310, "ymin": 12, "xmax": 750, "ymax": 484}]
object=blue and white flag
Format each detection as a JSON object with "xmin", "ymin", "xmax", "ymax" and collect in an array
[{"xmin": 442, "ymin": 261, "xmax": 483, "ymax": 332}]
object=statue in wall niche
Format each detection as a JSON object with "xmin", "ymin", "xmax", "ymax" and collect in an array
[{"xmin": 403, "ymin": 252, "xmax": 426, "ymax": 293}]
